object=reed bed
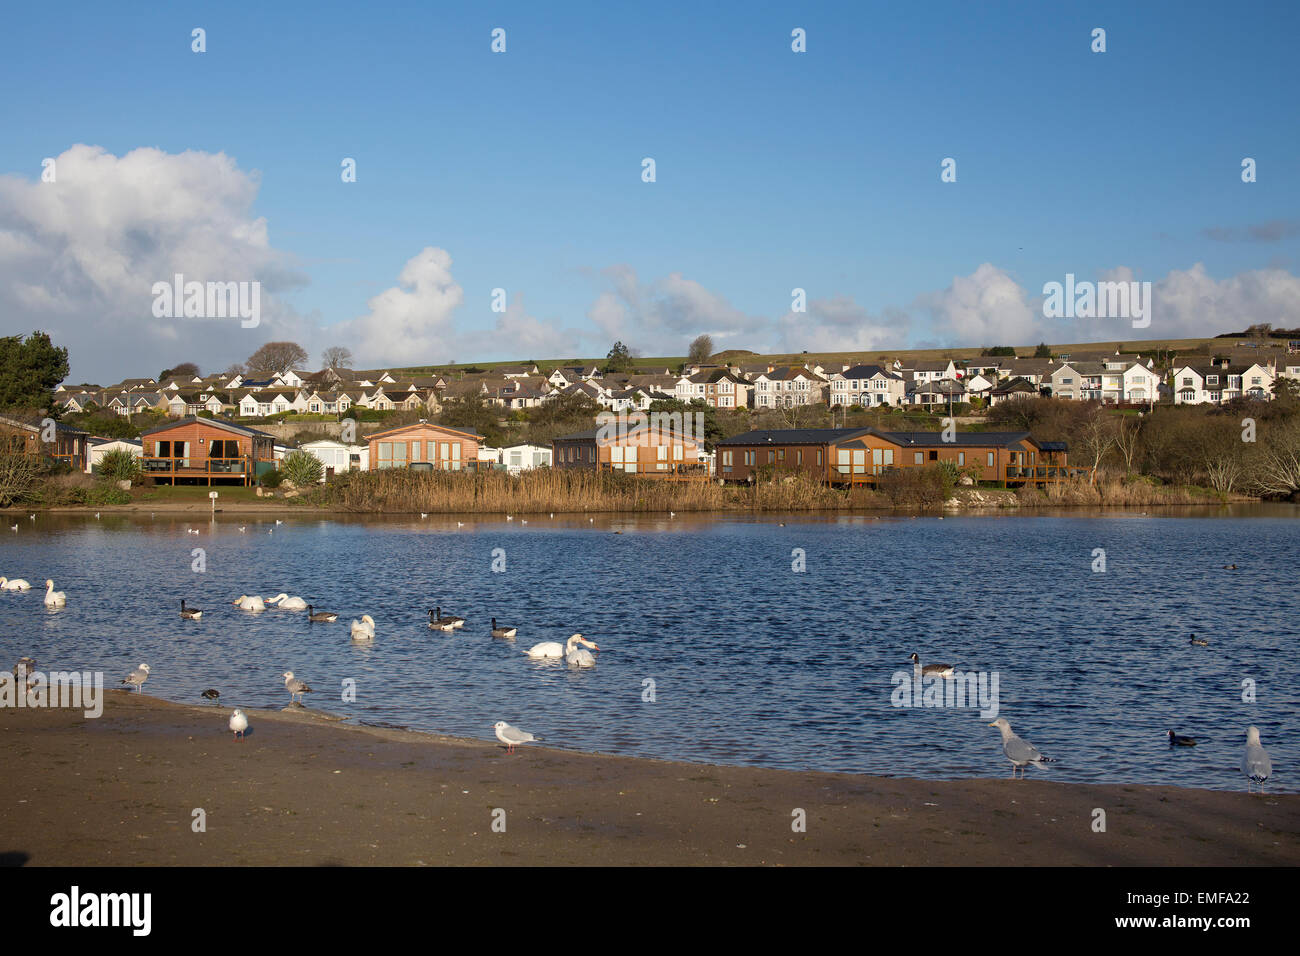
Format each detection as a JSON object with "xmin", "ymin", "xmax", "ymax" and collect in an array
[{"xmin": 307, "ymin": 468, "xmax": 887, "ymax": 514}]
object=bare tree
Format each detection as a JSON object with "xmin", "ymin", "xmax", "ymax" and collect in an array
[
  {"xmin": 0, "ymin": 452, "xmax": 45, "ymax": 507},
  {"xmin": 1113, "ymin": 414, "xmax": 1144, "ymax": 474},
  {"xmin": 1244, "ymin": 418, "xmax": 1300, "ymax": 497},
  {"xmin": 1075, "ymin": 404, "xmax": 1118, "ymax": 484},
  {"xmin": 1190, "ymin": 417, "xmax": 1247, "ymax": 493},
  {"xmin": 688, "ymin": 334, "xmax": 714, "ymax": 365},
  {"xmin": 321, "ymin": 346, "xmax": 354, "ymax": 371},
  {"xmin": 246, "ymin": 342, "xmax": 308, "ymax": 376}
]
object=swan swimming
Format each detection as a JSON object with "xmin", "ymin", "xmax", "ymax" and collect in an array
[
  {"xmin": 527, "ymin": 633, "xmax": 596, "ymax": 660},
  {"xmin": 0, "ymin": 578, "xmax": 32, "ymax": 591},
  {"xmin": 232, "ymin": 595, "xmax": 266, "ymax": 611},
  {"xmin": 44, "ymin": 579, "xmax": 66, "ymax": 607},
  {"xmin": 268, "ymin": 593, "xmax": 308, "ymax": 610},
  {"xmin": 566, "ymin": 636, "xmax": 601, "ymax": 668},
  {"xmin": 350, "ymin": 614, "xmax": 375, "ymax": 641}
]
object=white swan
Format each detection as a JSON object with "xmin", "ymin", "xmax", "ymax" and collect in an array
[
  {"xmin": 350, "ymin": 614, "xmax": 375, "ymax": 641},
  {"xmin": 232, "ymin": 594, "xmax": 265, "ymax": 611},
  {"xmin": 44, "ymin": 579, "xmax": 66, "ymax": 606},
  {"xmin": 0, "ymin": 577, "xmax": 32, "ymax": 591},
  {"xmin": 566, "ymin": 635, "xmax": 600, "ymax": 668},
  {"xmin": 268, "ymin": 593, "xmax": 308, "ymax": 610},
  {"xmin": 527, "ymin": 633, "xmax": 596, "ymax": 660}
]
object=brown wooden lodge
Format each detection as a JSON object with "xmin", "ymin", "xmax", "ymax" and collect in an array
[
  {"xmin": 0, "ymin": 414, "xmax": 90, "ymax": 471},
  {"xmin": 715, "ymin": 427, "xmax": 1087, "ymax": 487},
  {"xmin": 139, "ymin": 416, "xmax": 276, "ymax": 486}
]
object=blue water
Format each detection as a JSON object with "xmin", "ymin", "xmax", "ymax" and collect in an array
[{"xmin": 2, "ymin": 509, "xmax": 1296, "ymax": 791}]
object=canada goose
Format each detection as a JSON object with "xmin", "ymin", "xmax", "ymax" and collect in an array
[
  {"xmin": 490, "ymin": 618, "xmax": 517, "ymax": 639},
  {"xmin": 1167, "ymin": 730, "xmax": 1196, "ymax": 746},
  {"xmin": 0, "ymin": 577, "xmax": 32, "ymax": 590},
  {"xmin": 44, "ymin": 579, "xmax": 66, "ymax": 607},
  {"xmin": 283, "ymin": 671, "xmax": 312, "ymax": 703},
  {"xmin": 1189, "ymin": 634, "xmax": 1209, "ymax": 647},
  {"xmin": 232, "ymin": 595, "xmax": 265, "ymax": 611},
  {"xmin": 229, "ymin": 709, "xmax": 249, "ymax": 740},
  {"xmin": 201, "ymin": 688, "xmax": 220, "ymax": 703},
  {"xmin": 988, "ymin": 718, "xmax": 1056, "ymax": 778},
  {"xmin": 180, "ymin": 599, "xmax": 202, "ymax": 620},
  {"xmin": 306, "ymin": 605, "xmax": 338, "ymax": 623},
  {"xmin": 428, "ymin": 607, "xmax": 460, "ymax": 631},
  {"xmin": 1223, "ymin": 564, "xmax": 1238, "ymax": 570},
  {"xmin": 493, "ymin": 720, "xmax": 541, "ymax": 754},
  {"xmin": 268, "ymin": 593, "xmax": 308, "ymax": 610},
  {"xmin": 350, "ymin": 615, "xmax": 375, "ymax": 641},
  {"xmin": 908, "ymin": 652, "xmax": 955, "ymax": 678},
  {"xmin": 122, "ymin": 663, "xmax": 150, "ymax": 692},
  {"xmin": 1243, "ymin": 726, "xmax": 1272, "ymax": 793}
]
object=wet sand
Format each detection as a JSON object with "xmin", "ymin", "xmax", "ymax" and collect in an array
[{"xmin": 3, "ymin": 693, "xmax": 1297, "ymax": 866}]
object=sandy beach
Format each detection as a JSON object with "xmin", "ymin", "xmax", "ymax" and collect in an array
[{"xmin": 2, "ymin": 692, "xmax": 1296, "ymax": 866}]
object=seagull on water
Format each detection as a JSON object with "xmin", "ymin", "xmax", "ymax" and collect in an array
[
  {"xmin": 989, "ymin": 718, "xmax": 1056, "ymax": 778},
  {"xmin": 493, "ymin": 720, "xmax": 541, "ymax": 754},
  {"xmin": 229, "ymin": 709, "xmax": 249, "ymax": 740},
  {"xmin": 283, "ymin": 671, "xmax": 312, "ymax": 704},
  {"xmin": 122, "ymin": 663, "xmax": 151, "ymax": 692},
  {"xmin": 1243, "ymin": 726, "xmax": 1272, "ymax": 793}
]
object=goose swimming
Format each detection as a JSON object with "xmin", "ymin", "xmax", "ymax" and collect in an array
[
  {"xmin": 232, "ymin": 595, "xmax": 266, "ymax": 611},
  {"xmin": 908, "ymin": 652, "xmax": 956, "ymax": 679},
  {"xmin": 283, "ymin": 671, "xmax": 312, "ymax": 704},
  {"xmin": 43, "ymin": 579, "xmax": 66, "ymax": 607},
  {"xmin": 180, "ymin": 599, "xmax": 202, "ymax": 620},
  {"xmin": 1189, "ymin": 634, "xmax": 1209, "ymax": 647},
  {"xmin": 268, "ymin": 593, "xmax": 308, "ymax": 610},
  {"xmin": 350, "ymin": 615, "xmax": 375, "ymax": 641},
  {"xmin": 1167, "ymin": 730, "xmax": 1196, "ymax": 746},
  {"xmin": 989, "ymin": 717, "xmax": 1055, "ymax": 778},
  {"xmin": 306, "ymin": 605, "xmax": 338, "ymax": 622},
  {"xmin": 0, "ymin": 577, "xmax": 31, "ymax": 590},
  {"xmin": 490, "ymin": 618, "xmax": 517, "ymax": 639},
  {"xmin": 1243, "ymin": 726, "xmax": 1272, "ymax": 793},
  {"xmin": 428, "ymin": 608, "xmax": 456, "ymax": 632}
]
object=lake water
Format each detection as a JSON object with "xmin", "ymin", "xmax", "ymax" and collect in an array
[{"xmin": 2, "ymin": 507, "xmax": 1297, "ymax": 791}]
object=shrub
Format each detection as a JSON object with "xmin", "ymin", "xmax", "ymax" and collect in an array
[
  {"xmin": 259, "ymin": 468, "xmax": 284, "ymax": 489},
  {"xmin": 280, "ymin": 450, "xmax": 324, "ymax": 486},
  {"xmin": 98, "ymin": 448, "xmax": 143, "ymax": 483}
]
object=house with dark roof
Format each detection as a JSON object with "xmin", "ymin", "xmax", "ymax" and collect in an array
[
  {"xmin": 716, "ymin": 427, "xmax": 1082, "ymax": 486},
  {"xmin": 552, "ymin": 422, "xmax": 708, "ymax": 478},
  {"xmin": 138, "ymin": 417, "xmax": 277, "ymax": 486},
  {"xmin": 0, "ymin": 414, "xmax": 90, "ymax": 471}
]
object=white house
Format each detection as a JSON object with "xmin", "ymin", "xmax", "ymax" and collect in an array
[
  {"xmin": 298, "ymin": 439, "xmax": 368, "ymax": 478},
  {"xmin": 752, "ymin": 368, "xmax": 827, "ymax": 408},
  {"xmin": 499, "ymin": 443, "xmax": 553, "ymax": 474},
  {"xmin": 828, "ymin": 365, "xmax": 906, "ymax": 407}
]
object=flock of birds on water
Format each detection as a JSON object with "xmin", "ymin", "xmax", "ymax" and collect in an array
[{"xmin": 1, "ymin": 535, "xmax": 1279, "ymax": 791}]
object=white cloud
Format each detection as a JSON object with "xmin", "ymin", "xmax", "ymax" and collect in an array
[
  {"xmin": 585, "ymin": 266, "xmax": 764, "ymax": 354},
  {"xmin": 456, "ymin": 292, "xmax": 581, "ymax": 361},
  {"xmin": 918, "ymin": 263, "xmax": 1041, "ymax": 346},
  {"xmin": 0, "ymin": 143, "xmax": 306, "ymax": 380},
  {"xmin": 326, "ymin": 246, "xmax": 463, "ymax": 366}
]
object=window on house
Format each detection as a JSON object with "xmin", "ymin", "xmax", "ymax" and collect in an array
[
  {"xmin": 929, "ymin": 450, "xmax": 937, "ymax": 461},
  {"xmin": 914, "ymin": 451, "xmax": 923, "ymax": 464},
  {"xmin": 987, "ymin": 452, "xmax": 994, "ymax": 467},
  {"xmin": 958, "ymin": 452, "xmax": 965, "ymax": 466}
]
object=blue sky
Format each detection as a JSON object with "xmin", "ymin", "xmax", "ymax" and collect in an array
[{"xmin": 1, "ymin": 1, "xmax": 1297, "ymax": 381}]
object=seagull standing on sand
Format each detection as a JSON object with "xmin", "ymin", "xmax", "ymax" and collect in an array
[
  {"xmin": 122, "ymin": 663, "xmax": 151, "ymax": 692},
  {"xmin": 283, "ymin": 671, "xmax": 312, "ymax": 704},
  {"xmin": 989, "ymin": 718, "xmax": 1055, "ymax": 778},
  {"xmin": 229, "ymin": 709, "xmax": 249, "ymax": 740},
  {"xmin": 1243, "ymin": 726, "xmax": 1272, "ymax": 793},
  {"xmin": 493, "ymin": 720, "xmax": 541, "ymax": 754}
]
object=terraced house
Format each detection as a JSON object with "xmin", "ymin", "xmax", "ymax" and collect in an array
[
  {"xmin": 752, "ymin": 367, "xmax": 828, "ymax": 408},
  {"xmin": 673, "ymin": 369, "xmax": 752, "ymax": 409},
  {"xmin": 828, "ymin": 365, "xmax": 907, "ymax": 407},
  {"xmin": 1170, "ymin": 362, "xmax": 1275, "ymax": 405}
]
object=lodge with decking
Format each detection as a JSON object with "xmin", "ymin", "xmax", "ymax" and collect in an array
[
  {"xmin": 139, "ymin": 417, "xmax": 276, "ymax": 486},
  {"xmin": 715, "ymin": 428, "xmax": 1087, "ymax": 487},
  {"xmin": 0, "ymin": 415, "xmax": 90, "ymax": 472}
]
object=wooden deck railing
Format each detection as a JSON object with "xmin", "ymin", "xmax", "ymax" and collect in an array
[
  {"xmin": 143, "ymin": 456, "xmax": 252, "ymax": 475},
  {"xmin": 597, "ymin": 461, "xmax": 711, "ymax": 480}
]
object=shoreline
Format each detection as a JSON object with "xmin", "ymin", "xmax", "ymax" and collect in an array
[{"xmin": 3, "ymin": 692, "xmax": 1297, "ymax": 866}]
